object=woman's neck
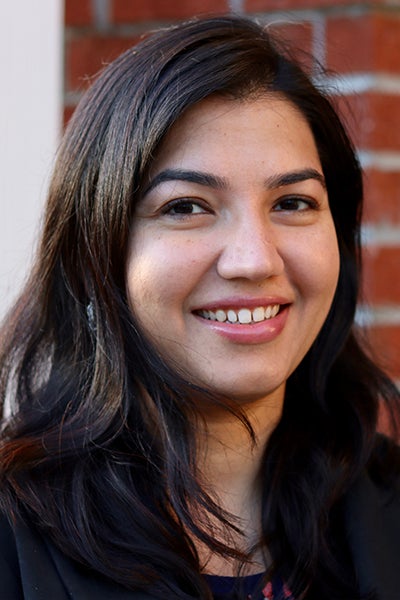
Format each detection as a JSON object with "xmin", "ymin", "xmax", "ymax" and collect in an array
[
  {"xmin": 195, "ymin": 389, "xmax": 284, "ymax": 575},
  {"xmin": 198, "ymin": 390, "xmax": 283, "ymax": 499}
]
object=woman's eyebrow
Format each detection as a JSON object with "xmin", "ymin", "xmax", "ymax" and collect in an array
[
  {"xmin": 143, "ymin": 167, "xmax": 326, "ymax": 196},
  {"xmin": 266, "ymin": 168, "xmax": 326, "ymax": 190},
  {"xmin": 143, "ymin": 169, "xmax": 228, "ymax": 196}
]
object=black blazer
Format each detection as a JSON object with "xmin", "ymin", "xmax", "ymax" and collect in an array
[{"xmin": 1, "ymin": 468, "xmax": 400, "ymax": 600}]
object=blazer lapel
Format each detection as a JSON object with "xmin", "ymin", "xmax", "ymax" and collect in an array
[
  {"xmin": 15, "ymin": 520, "xmax": 157, "ymax": 600},
  {"xmin": 343, "ymin": 470, "xmax": 400, "ymax": 600}
]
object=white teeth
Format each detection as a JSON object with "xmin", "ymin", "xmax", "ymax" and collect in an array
[
  {"xmin": 227, "ymin": 309, "xmax": 238, "ymax": 323},
  {"xmin": 238, "ymin": 308, "xmax": 252, "ymax": 324},
  {"xmin": 215, "ymin": 309, "xmax": 226, "ymax": 322},
  {"xmin": 199, "ymin": 304, "xmax": 281, "ymax": 324},
  {"xmin": 252, "ymin": 306, "xmax": 265, "ymax": 322},
  {"xmin": 270, "ymin": 304, "xmax": 279, "ymax": 318}
]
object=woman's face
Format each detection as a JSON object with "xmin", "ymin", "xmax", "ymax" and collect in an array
[{"xmin": 126, "ymin": 96, "xmax": 340, "ymax": 405}]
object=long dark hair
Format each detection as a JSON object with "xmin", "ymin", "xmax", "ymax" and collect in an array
[{"xmin": 0, "ymin": 15, "xmax": 398, "ymax": 599}]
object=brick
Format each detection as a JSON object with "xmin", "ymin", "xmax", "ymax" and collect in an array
[
  {"xmin": 245, "ymin": 0, "xmax": 354, "ymax": 11},
  {"xmin": 63, "ymin": 105, "xmax": 77, "ymax": 128},
  {"xmin": 366, "ymin": 324, "xmax": 400, "ymax": 382},
  {"xmin": 268, "ymin": 22, "xmax": 313, "ymax": 69},
  {"xmin": 363, "ymin": 169, "xmax": 400, "ymax": 226},
  {"xmin": 326, "ymin": 13, "xmax": 400, "ymax": 74},
  {"xmin": 66, "ymin": 35, "xmax": 140, "ymax": 92},
  {"xmin": 112, "ymin": 0, "xmax": 228, "ymax": 22},
  {"xmin": 64, "ymin": 0, "xmax": 92, "ymax": 27},
  {"xmin": 362, "ymin": 246, "xmax": 400, "ymax": 305},
  {"xmin": 377, "ymin": 402, "xmax": 400, "ymax": 438},
  {"xmin": 336, "ymin": 93, "xmax": 400, "ymax": 152}
]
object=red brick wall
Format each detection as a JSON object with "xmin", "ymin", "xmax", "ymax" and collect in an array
[{"xmin": 64, "ymin": 0, "xmax": 400, "ymax": 383}]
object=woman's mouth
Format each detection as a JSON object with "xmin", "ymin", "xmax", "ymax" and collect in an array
[{"xmin": 196, "ymin": 304, "xmax": 281, "ymax": 324}]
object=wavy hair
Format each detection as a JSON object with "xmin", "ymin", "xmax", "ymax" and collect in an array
[{"xmin": 0, "ymin": 15, "xmax": 399, "ymax": 599}]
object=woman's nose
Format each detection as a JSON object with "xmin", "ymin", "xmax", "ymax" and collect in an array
[{"xmin": 216, "ymin": 215, "xmax": 285, "ymax": 282}]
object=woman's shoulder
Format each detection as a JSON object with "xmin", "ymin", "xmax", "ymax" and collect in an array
[
  {"xmin": 345, "ymin": 434, "xmax": 400, "ymax": 526},
  {"xmin": 0, "ymin": 512, "xmax": 24, "ymax": 599},
  {"xmin": 0, "ymin": 510, "xmax": 83, "ymax": 599},
  {"xmin": 367, "ymin": 433, "xmax": 400, "ymax": 492},
  {"xmin": 341, "ymin": 434, "xmax": 400, "ymax": 599},
  {"xmin": 0, "ymin": 510, "xmax": 158, "ymax": 600}
]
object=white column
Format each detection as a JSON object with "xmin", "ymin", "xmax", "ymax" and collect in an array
[{"xmin": 0, "ymin": 0, "xmax": 63, "ymax": 318}]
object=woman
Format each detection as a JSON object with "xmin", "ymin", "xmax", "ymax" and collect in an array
[{"xmin": 0, "ymin": 14, "xmax": 399, "ymax": 600}]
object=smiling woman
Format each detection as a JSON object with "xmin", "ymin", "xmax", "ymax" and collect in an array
[
  {"xmin": 127, "ymin": 97, "xmax": 339, "ymax": 403},
  {"xmin": 0, "ymin": 14, "xmax": 399, "ymax": 600}
]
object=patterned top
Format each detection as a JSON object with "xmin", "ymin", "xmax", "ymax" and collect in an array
[{"xmin": 205, "ymin": 572, "xmax": 295, "ymax": 600}]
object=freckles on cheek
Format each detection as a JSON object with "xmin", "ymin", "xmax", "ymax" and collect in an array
[
  {"xmin": 289, "ymin": 232, "xmax": 340, "ymax": 297},
  {"xmin": 126, "ymin": 232, "xmax": 212, "ymax": 313},
  {"xmin": 127, "ymin": 245, "xmax": 188, "ymax": 305}
]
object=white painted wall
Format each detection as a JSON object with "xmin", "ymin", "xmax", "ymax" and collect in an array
[{"xmin": 0, "ymin": 0, "xmax": 63, "ymax": 318}]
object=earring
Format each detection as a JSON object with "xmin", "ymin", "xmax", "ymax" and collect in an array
[{"xmin": 86, "ymin": 301, "xmax": 95, "ymax": 331}]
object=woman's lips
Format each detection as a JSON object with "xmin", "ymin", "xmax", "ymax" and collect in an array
[{"xmin": 193, "ymin": 303, "xmax": 289, "ymax": 344}]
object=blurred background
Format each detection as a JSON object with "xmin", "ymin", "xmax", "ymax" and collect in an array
[{"xmin": 1, "ymin": 0, "xmax": 399, "ymax": 384}]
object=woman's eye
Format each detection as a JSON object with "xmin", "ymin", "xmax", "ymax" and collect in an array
[
  {"xmin": 274, "ymin": 196, "xmax": 317, "ymax": 212},
  {"xmin": 162, "ymin": 199, "xmax": 208, "ymax": 216}
]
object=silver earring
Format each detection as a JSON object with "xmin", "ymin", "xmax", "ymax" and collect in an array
[{"xmin": 86, "ymin": 301, "xmax": 95, "ymax": 330}]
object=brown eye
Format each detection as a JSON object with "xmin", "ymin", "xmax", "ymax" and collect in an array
[
  {"xmin": 163, "ymin": 199, "xmax": 208, "ymax": 215},
  {"xmin": 274, "ymin": 196, "xmax": 317, "ymax": 212}
]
